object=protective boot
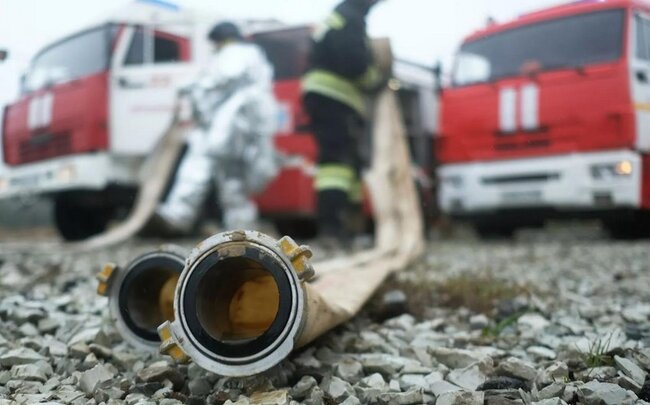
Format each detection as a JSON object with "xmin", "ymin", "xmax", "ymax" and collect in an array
[
  {"xmin": 155, "ymin": 130, "xmax": 214, "ymax": 234},
  {"xmin": 345, "ymin": 202, "xmax": 366, "ymax": 238},
  {"xmin": 346, "ymin": 176, "xmax": 365, "ymax": 238},
  {"xmin": 317, "ymin": 189, "xmax": 351, "ymax": 249}
]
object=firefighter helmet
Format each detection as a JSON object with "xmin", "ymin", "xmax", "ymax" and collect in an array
[{"xmin": 208, "ymin": 22, "xmax": 243, "ymax": 44}]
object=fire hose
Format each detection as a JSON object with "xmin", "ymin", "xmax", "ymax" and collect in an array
[
  {"xmin": 1, "ymin": 40, "xmax": 396, "ymax": 255},
  {"xmin": 98, "ymin": 86, "xmax": 425, "ymax": 377}
]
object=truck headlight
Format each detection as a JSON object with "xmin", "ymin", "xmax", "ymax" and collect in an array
[
  {"xmin": 57, "ymin": 165, "xmax": 76, "ymax": 183},
  {"xmin": 0, "ymin": 177, "xmax": 7, "ymax": 193},
  {"xmin": 591, "ymin": 160, "xmax": 633, "ymax": 179},
  {"xmin": 615, "ymin": 160, "xmax": 633, "ymax": 176}
]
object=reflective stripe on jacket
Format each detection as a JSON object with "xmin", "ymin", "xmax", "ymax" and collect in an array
[
  {"xmin": 302, "ymin": 70, "xmax": 367, "ymax": 117},
  {"xmin": 315, "ymin": 164, "xmax": 356, "ymax": 193}
]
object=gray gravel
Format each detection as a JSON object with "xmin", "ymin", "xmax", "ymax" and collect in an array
[{"xmin": 0, "ymin": 225, "xmax": 649, "ymax": 404}]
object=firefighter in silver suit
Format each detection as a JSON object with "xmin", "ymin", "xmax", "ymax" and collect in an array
[{"xmin": 154, "ymin": 22, "xmax": 279, "ymax": 233}]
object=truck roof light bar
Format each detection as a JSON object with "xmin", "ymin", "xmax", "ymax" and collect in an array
[{"xmin": 137, "ymin": 0, "xmax": 180, "ymax": 12}]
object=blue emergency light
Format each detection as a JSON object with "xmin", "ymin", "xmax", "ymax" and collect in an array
[{"xmin": 137, "ymin": 0, "xmax": 180, "ymax": 11}]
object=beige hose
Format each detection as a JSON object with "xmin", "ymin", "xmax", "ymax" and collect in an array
[
  {"xmin": 297, "ymin": 86, "xmax": 424, "ymax": 345},
  {"xmin": 158, "ymin": 86, "xmax": 424, "ymax": 376}
]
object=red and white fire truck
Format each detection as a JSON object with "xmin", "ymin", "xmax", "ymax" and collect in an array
[
  {"xmin": 0, "ymin": 0, "xmax": 437, "ymax": 240},
  {"xmin": 438, "ymin": 0, "xmax": 650, "ymax": 237}
]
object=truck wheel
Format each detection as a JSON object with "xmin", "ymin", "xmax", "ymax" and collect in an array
[
  {"xmin": 603, "ymin": 216, "xmax": 650, "ymax": 240},
  {"xmin": 54, "ymin": 196, "xmax": 111, "ymax": 241},
  {"xmin": 474, "ymin": 222, "xmax": 517, "ymax": 240}
]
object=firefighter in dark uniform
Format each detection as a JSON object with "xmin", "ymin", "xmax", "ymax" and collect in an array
[{"xmin": 302, "ymin": 0, "xmax": 385, "ymax": 241}]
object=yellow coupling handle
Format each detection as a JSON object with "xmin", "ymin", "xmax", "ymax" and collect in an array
[
  {"xmin": 96, "ymin": 263, "xmax": 117, "ymax": 296},
  {"xmin": 278, "ymin": 236, "xmax": 315, "ymax": 281},
  {"xmin": 158, "ymin": 321, "xmax": 190, "ymax": 363}
]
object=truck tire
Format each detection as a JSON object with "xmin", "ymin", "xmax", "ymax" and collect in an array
[
  {"xmin": 603, "ymin": 213, "xmax": 650, "ymax": 240},
  {"xmin": 474, "ymin": 222, "xmax": 517, "ymax": 240},
  {"xmin": 54, "ymin": 195, "xmax": 111, "ymax": 241}
]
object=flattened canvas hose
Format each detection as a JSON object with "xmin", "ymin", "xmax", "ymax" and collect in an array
[{"xmin": 71, "ymin": 111, "xmax": 192, "ymax": 251}]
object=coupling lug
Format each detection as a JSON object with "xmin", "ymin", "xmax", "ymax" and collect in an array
[
  {"xmin": 278, "ymin": 236, "xmax": 315, "ymax": 281},
  {"xmin": 96, "ymin": 263, "xmax": 117, "ymax": 296},
  {"xmin": 158, "ymin": 321, "xmax": 190, "ymax": 363}
]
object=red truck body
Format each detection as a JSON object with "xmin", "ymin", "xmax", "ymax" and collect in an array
[{"xmin": 438, "ymin": 0, "xmax": 650, "ymax": 236}]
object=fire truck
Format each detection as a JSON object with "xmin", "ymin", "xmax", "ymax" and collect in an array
[
  {"xmin": 0, "ymin": 0, "xmax": 437, "ymax": 240},
  {"xmin": 438, "ymin": 0, "xmax": 650, "ymax": 237}
]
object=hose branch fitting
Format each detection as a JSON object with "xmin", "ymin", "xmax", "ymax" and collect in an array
[
  {"xmin": 97, "ymin": 246, "xmax": 186, "ymax": 351},
  {"xmin": 158, "ymin": 230, "xmax": 314, "ymax": 376}
]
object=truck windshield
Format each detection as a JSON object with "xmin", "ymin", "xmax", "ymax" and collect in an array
[
  {"xmin": 453, "ymin": 9, "xmax": 625, "ymax": 86},
  {"xmin": 24, "ymin": 25, "xmax": 114, "ymax": 93}
]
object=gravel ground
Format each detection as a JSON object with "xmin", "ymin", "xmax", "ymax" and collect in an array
[{"xmin": 0, "ymin": 225, "xmax": 649, "ymax": 404}]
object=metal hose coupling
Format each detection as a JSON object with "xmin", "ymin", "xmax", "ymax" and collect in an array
[
  {"xmin": 97, "ymin": 246, "xmax": 186, "ymax": 351},
  {"xmin": 157, "ymin": 230, "xmax": 315, "ymax": 376}
]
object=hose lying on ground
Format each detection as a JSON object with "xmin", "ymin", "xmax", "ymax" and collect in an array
[
  {"xmin": 94, "ymin": 39, "xmax": 423, "ymax": 376},
  {"xmin": 155, "ymin": 87, "xmax": 425, "ymax": 376}
]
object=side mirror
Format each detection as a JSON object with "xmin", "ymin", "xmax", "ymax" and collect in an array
[
  {"xmin": 0, "ymin": 49, "xmax": 8, "ymax": 62},
  {"xmin": 19, "ymin": 73, "xmax": 28, "ymax": 95},
  {"xmin": 433, "ymin": 61, "xmax": 443, "ymax": 95}
]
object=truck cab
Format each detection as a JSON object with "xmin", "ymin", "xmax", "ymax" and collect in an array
[
  {"xmin": 438, "ymin": 0, "xmax": 650, "ymax": 237},
  {"xmin": 1, "ymin": 1, "xmax": 206, "ymax": 239}
]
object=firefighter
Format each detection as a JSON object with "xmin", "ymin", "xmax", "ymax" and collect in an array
[
  {"xmin": 302, "ymin": 0, "xmax": 386, "ymax": 242},
  {"xmin": 152, "ymin": 21, "xmax": 279, "ymax": 234}
]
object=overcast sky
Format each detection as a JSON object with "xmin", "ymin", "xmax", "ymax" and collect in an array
[{"xmin": 0, "ymin": 0, "xmax": 564, "ymax": 106}]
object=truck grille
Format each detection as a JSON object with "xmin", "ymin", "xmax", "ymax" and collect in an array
[
  {"xmin": 481, "ymin": 173, "xmax": 560, "ymax": 185},
  {"xmin": 18, "ymin": 133, "xmax": 73, "ymax": 164}
]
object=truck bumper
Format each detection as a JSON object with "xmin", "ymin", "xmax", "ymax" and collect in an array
[
  {"xmin": 0, "ymin": 154, "xmax": 116, "ymax": 200},
  {"xmin": 438, "ymin": 150, "xmax": 642, "ymax": 216}
]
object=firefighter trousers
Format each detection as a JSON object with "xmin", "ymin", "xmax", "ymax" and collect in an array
[
  {"xmin": 304, "ymin": 93, "xmax": 366, "ymax": 239},
  {"xmin": 156, "ymin": 87, "xmax": 278, "ymax": 232}
]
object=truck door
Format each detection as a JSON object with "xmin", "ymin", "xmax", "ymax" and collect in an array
[
  {"xmin": 109, "ymin": 25, "xmax": 195, "ymax": 155},
  {"xmin": 632, "ymin": 11, "xmax": 650, "ymax": 152}
]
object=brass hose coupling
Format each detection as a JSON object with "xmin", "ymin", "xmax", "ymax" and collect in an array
[
  {"xmin": 158, "ymin": 230, "xmax": 314, "ymax": 376},
  {"xmin": 97, "ymin": 246, "xmax": 186, "ymax": 351}
]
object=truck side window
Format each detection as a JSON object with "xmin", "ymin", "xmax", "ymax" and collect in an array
[
  {"xmin": 125, "ymin": 29, "xmax": 145, "ymax": 65},
  {"xmin": 154, "ymin": 36, "xmax": 180, "ymax": 63},
  {"xmin": 637, "ymin": 15, "xmax": 650, "ymax": 61},
  {"xmin": 123, "ymin": 28, "xmax": 187, "ymax": 66}
]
